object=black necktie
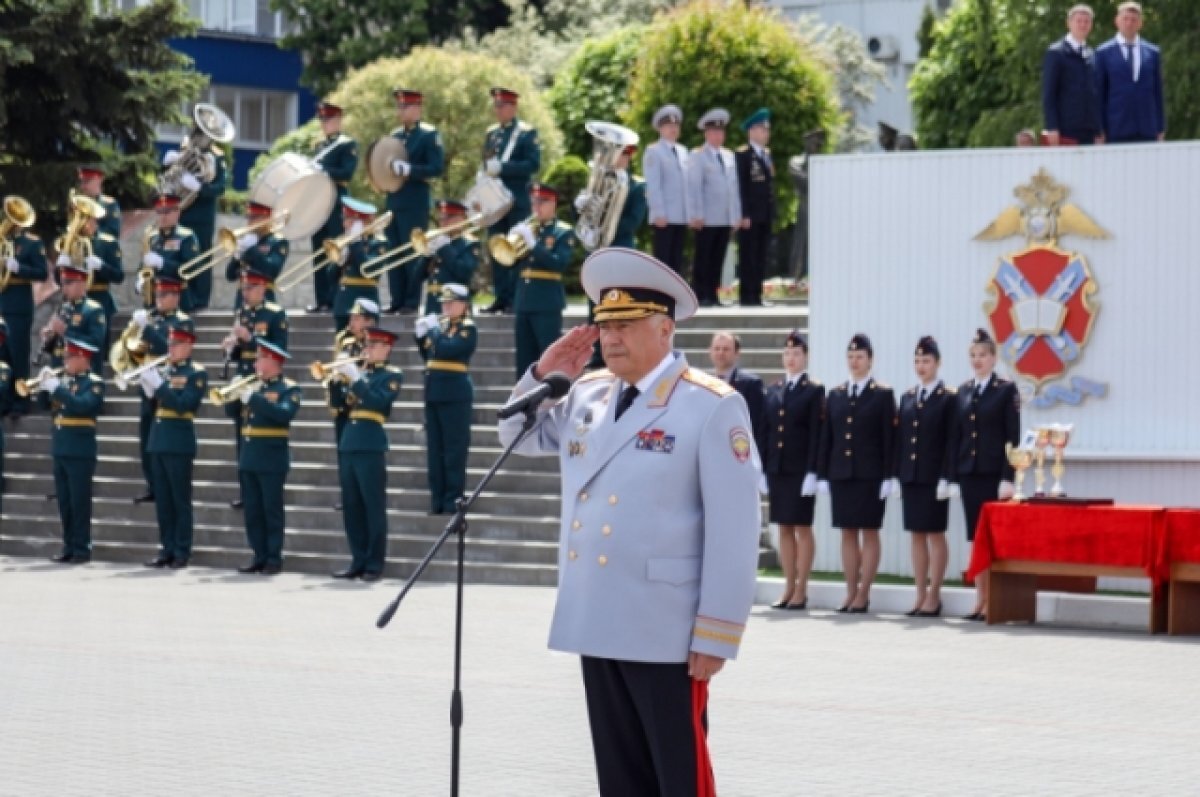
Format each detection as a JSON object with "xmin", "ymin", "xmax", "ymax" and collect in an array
[
  {"xmin": 1125, "ymin": 44, "xmax": 1136, "ymax": 77},
  {"xmin": 850, "ymin": 384, "xmax": 859, "ymax": 399},
  {"xmin": 976, "ymin": 382, "xmax": 984, "ymax": 397},
  {"xmin": 786, "ymin": 379, "xmax": 796, "ymax": 393},
  {"xmin": 919, "ymin": 388, "xmax": 927, "ymax": 403},
  {"xmin": 615, "ymin": 385, "xmax": 639, "ymax": 420}
]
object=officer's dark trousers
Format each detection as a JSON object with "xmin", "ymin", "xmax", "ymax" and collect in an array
[
  {"xmin": 188, "ymin": 222, "xmax": 215, "ymax": 310},
  {"xmin": 339, "ymin": 452, "xmax": 388, "ymax": 574},
  {"xmin": 5, "ymin": 312, "xmax": 32, "ymax": 411},
  {"xmin": 398, "ymin": 257, "xmax": 427, "ymax": 311},
  {"xmin": 515, "ymin": 311, "xmax": 562, "ymax": 379},
  {"xmin": 239, "ymin": 468, "xmax": 287, "ymax": 566},
  {"xmin": 151, "ymin": 453, "xmax": 194, "ymax": 561},
  {"xmin": 652, "ymin": 224, "xmax": 688, "ymax": 277},
  {"xmin": 959, "ymin": 472, "xmax": 1001, "ymax": 543},
  {"xmin": 580, "ymin": 657, "xmax": 715, "ymax": 797},
  {"xmin": 138, "ymin": 400, "xmax": 156, "ymax": 491},
  {"xmin": 311, "ymin": 228, "xmax": 337, "ymax": 308},
  {"xmin": 425, "ymin": 401, "xmax": 471, "ymax": 513},
  {"xmin": 385, "ymin": 215, "xmax": 422, "ymax": 310},
  {"xmin": 736, "ymin": 222, "xmax": 770, "ymax": 305},
  {"xmin": 692, "ymin": 226, "xmax": 731, "ymax": 305},
  {"xmin": 54, "ymin": 456, "xmax": 96, "ymax": 558}
]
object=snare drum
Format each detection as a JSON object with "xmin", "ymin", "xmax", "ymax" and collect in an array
[{"xmin": 464, "ymin": 173, "xmax": 514, "ymax": 228}]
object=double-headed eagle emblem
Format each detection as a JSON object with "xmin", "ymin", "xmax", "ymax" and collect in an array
[{"xmin": 975, "ymin": 168, "xmax": 1109, "ymax": 244}]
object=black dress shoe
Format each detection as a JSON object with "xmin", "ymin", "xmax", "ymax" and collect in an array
[
  {"xmin": 168, "ymin": 558, "xmax": 189, "ymax": 570},
  {"xmin": 785, "ymin": 599, "xmax": 808, "ymax": 611},
  {"xmin": 261, "ymin": 563, "xmax": 282, "ymax": 575},
  {"xmin": 836, "ymin": 604, "xmax": 851, "ymax": 613},
  {"xmin": 133, "ymin": 491, "xmax": 155, "ymax": 504},
  {"xmin": 237, "ymin": 562, "xmax": 264, "ymax": 574},
  {"xmin": 915, "ymin": 602, "xmax": 943, "ymax": 618},
  {"xmin": 68, "ymin": 556, "xmax": 91, "ymax": 565},
  {"xmin": 848, "ymin": 602, "xmax": 870, "ymax": 614},
  {"xmin": 305, "ymin": 303, "xmax": 331, "ymax": 313},
  {"xmin": 962, "ymin": 611, "xmax": 985, "ymax": 622},
  {"xmin": 770, "ymin": 599, "xmax": 790, "ymax": 610},
  {"xmin": 144, "ymin": 556, "xmax": 172, "ymax": 568},
  {"xmin": 331, "ymin": 568, "xmax": 362, "ymax": 580},
  {"xmin": 360, "ymin": 571, "xmax": 381, "ymax": 582},
  {"xmin": 50, "ymin": 552, "xmax": 73, "ymax": 563},
  {"xmin": 904, "ymin": 607, "xmax": 921, "ymax": 617},
  {"xmin": 230, "ymin": 498, "xmax": 244, "ymax": 510}
]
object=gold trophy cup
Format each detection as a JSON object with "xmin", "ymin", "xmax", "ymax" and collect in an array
[
  {"xmin": 1005, "ymin": 443, "xmax": 1034, "ymax": 502},
  {"xmin": 1048, "ymin": 423, "xmax": 1074, "ymax": 497},
  {"xmin": 1033, "ymin": 426, "xmax": 1054, "ymax": 496}
]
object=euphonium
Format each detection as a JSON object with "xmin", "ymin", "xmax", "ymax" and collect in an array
[
  {"xmin": 114, "ymin": 355, "xmax": 169, "ymax": 391},
  {"xmin": 15, "ymin": 367, "xmax": 63, "ymax": 398},
  {"xmin": 208, "ymin": 374, "xmax": 261, "ymax": 405},
  {"xmin": 276, "ymin": 211, "xmax": 393, "ymax": 293},
  {"xmin": 160, "ymin": 103, "xmax": 235, "ymax": 210},
  {"xmin": 487, "ymin": 215, "xmax": 537, "ymax": 266},
  {"xmin": 575, "ymin": 120, "xmax": 638, "ymax": 251},
  {"xmin": 179, "ymin": 211, "xmax": 289, "ymax": 281},
  {"xmin": 54, "ymin": 192, "xmax": 102, "ymax": 290},
  {"xmin": 0, "ymin": 195, "xmax": 37, "ymax": 293}
]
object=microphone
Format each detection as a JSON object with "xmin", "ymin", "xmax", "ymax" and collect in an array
[{"xmin": 497, "ymin": 372, "xmax": 572, "ymax": 420}]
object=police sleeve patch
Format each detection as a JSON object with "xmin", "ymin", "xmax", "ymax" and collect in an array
[{"xmin": 730, "ymin": 427, "xmax": 752, "ymax": 463}]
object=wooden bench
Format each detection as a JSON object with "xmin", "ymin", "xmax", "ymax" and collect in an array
[
  {"xmin": 987, "ymin": 560, "xmax": 1164, "ymax": 632},
  {"xmin": 1168, "ymin": 563, "xmax": 1200, "ymax": 635}
]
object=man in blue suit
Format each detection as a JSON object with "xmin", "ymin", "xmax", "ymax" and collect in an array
[
  {"xmin": 1041, "ymin": 4, "xmax": 1101, "ymax": 146},
  {"xmin": 1095, "ymin": 2, "xmax": 1165, "ymax": 144}
]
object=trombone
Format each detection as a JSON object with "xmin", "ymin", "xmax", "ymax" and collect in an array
[
  {"xmin": 178, "ymin": 210, "xmax": 290, "ymax": 281},
  {"xmin": 15, "ymin": 367, "xmax": 63, "ymax": 398},
  {"xmin": 488, "ymin": 215, "xmax": 538, "ymax": 266},
  {"xmin": 309, "ymin": 355, "xmax": 366, "ymax": 384},
  {"xmin": 114, "ymin": 355, "xmax": 169, "ymax": 391},
  {"xmin": 207, "ymin": 374, "xmax": 261, "ymax": 405},
  {"xmin": 276, "ymin": 211, "xmax": 392, "ymax": 293},
  {"xmin": 361, "ymin": 213, "xmax": 485, "ymax": 279}
]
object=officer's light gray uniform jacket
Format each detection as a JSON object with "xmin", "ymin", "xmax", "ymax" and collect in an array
[
  {"xmin": 643, "ymin": 139, "xmax": 691, "ymax": 225},
  {"xmin": 499, "ymin": 352, "xmax": 761, "ymax": 663},
  {"xmin": 686, "ymin": 145, "xmax": 741, "ymax": 226}
]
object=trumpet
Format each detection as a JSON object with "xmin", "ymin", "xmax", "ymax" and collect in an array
[
  {"xmin": 276, "ymin": 211, "xmax": 393, "ymax": 293},
  {"xmin": 309, "ymin": 355, "xmax": 367, "ymax": 383},
  {"xmin": 178, "ymin": 211, "xmax": 290, "ymax": 281},
  {"xmin": 114, "ymin": 355, "xmax": 169, "ymax": 391},
  {"xmin": 208, "ymin": 374, "xmax": 260, "ymax": 405},
  {"xmin": 15, "ymin": 367, "xmax": 63, "ymax": 398},
  {"xmin": 0, "ymin": 195, "xmax": 36, "ymax": 293},
  {"xmin": 488, "ymin": 215, "xmax": 538, "ymax": 266}
]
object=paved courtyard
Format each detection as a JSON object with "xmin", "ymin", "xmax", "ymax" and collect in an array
[{"xmin": 1, "ymin": 556, "xmax": 1197, "ymax": 796}]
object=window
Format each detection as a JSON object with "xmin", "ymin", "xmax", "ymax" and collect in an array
[
  {"xmin": 186, "ymin": 0, "xmax": 283, "ymax": 37},
  {"xmin": 155, "ymin": 86, "xmax": 296, "ymax": 150}
]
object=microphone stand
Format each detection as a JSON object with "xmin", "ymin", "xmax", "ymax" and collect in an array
[{"xmin": 376, "ymin": 403, "xmax": 542, "ymax": 797}]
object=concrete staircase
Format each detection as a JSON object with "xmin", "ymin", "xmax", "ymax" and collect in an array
[{"xmin": 0, "ymin": 303, "xmax": 804, "ymax": 583}]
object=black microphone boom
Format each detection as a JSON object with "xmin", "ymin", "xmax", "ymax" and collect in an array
[{"xmin": 496, "ymin": 372, "xmax": 571, "ymax": 420}]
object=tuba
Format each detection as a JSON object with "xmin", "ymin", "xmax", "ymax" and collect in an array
[
  {"xmin": 0, "ymin": 195, "xmax": 37, "ymax": 292},
  {"xmin": 575, "ymin": 121, "xmax": 639, "ymax": 251},
  {"xmin": 54, "ymin": 192, "xmax": 102, "ymax": 290},
  {"xmin": 160, "ymin": 103, "xmax": 235, "ymax": 210}
]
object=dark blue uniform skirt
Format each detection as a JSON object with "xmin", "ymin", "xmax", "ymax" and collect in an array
[
  {"xmin": 831, "ymin": 478, "xmax": 885, "ymax": 529},
  {"xmin": 766, "ymin": 473, "xmax": 815, "ymax": 526},
  {"xmin": 901, "ymin": 483, "xmax": 948, "ymax": 532}
]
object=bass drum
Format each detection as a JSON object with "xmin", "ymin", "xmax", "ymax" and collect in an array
[
  {"xmin": 464, "ymin": 173, "xmax": 514, "ymax": 228},
  {"xmin": 249, "ymin": 153, "xmax": 336, "ymax": 240}
]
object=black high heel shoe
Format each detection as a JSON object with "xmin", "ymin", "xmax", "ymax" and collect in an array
[
  {"xmin": 915, "ymin": 602, "xmax": 943, "ymax": 618},
  {"xmin": 848, "ymin": 601, "xmax": 870, "ymax": 614},
  {"xmin": 904, "ymin": 607, "xmax": 921, "ymax": 617},
  {"xmin": 770, "ymin": 599, "xmax": 790, "ymax": 610},
  {"xmin": 962, "ymin": 610, "xmax": 985, "ymax": 621},
  {"xmin": 785, "ymin": 599, "xmax": 807, "ymax": 611},
  {"xmin": 836, "ymin": 604, "xmax": 851, "ymax": 613}
]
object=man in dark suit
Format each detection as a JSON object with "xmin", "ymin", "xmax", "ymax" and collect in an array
[
  {"xmin": 1041, "ymin": 4, "xmax": 1102, "ymax": 145},
  {"xmin": 735, "ymin": 108, "xmax": 775, "ymax": 306},
  {"xmin": 1095, "ymin": 2, "xmax": 1165, "ymax": 143},
  {"xmin": 708, "ymin": 331, "xmax": 763, "ymax": 439}
]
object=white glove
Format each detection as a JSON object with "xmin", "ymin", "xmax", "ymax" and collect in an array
[
  {"xmin": 140, "ymin": 367, "xmax": 164, "ymax": 392},
  {"xmin": 135, "ymin": 273, "xmax": 145, "ymax": 295},
  {"xmin": 348, "ymin": 220, "xmax": 364, "ymax": 238},
  {"xmin": 817, "ymin": 480, "xmax": 830, "ymax": 495},
  {"xmin": 163, "ymin": 149, "xmax": 181, "ymax": 167},
  {"xmin": 414, "ymin": 317, "xmax": 431, "ymax": 337},
  {"xmin": 6, "ymin": 257, "xmax": 19, "ymax": 274},
  {"xmin": 511, "ymin": 223, "xmax": 536, "ymax": 250},
  {"xmin": 936, "ymin": 479, "xmax": 950, "ymax": 501},
  {"xmin": 143, "ymin": 251, "xmax": 164, "ymax": 270},
  {"xmin": 757, "ymin": 474, "xmax": 769, "ymax": 495},
  {"xmin": 239, "ymin": 388, "xmax": 254, "ymax": 405},
  {"xmin": 998, "ymin": 480, "xmax": 1016, "ymax": 500},
  {"xmin": 179, "ymin": 172, "xmax": 201, "ymax": 192},
  {"xmin": 426, "ymin": 234, "xmax": 451, "ymax": 253},
  {"xmin": 56, "ymin": 253, "xmax": 72, "ymax": 268},
  {"xmin": 236, "ymin": 233, "xmax": 259, "ymax": 254},
  {"xmin": 337, "ymin": 360, "xmax": 361, "ymax": 382},
  {"xmin": 391, "ymin": 159, "xmax": 411, "ymax": 177},
  {"xmin": 485, "ymin": 158, "xmax": 502, "ymax": 177},
  {"xmin": 573, "ymin": 191, "xmax": 591, "ymax": 213},
  {"xmin": 421, "ymin": 312, "xmax": 440, "ymax": 328},
  {"xmin": 41, "ymin": 366, "xmax": 60, "ymax": 392},
  {"xmin": 132, "ymin": 309, "xmax": 149, "ymax": 328},
  {"xmin": 879, "ymin": 480, "xmax": 894, "ymax": 500},
  {"xmin": 948, "ymin": 482, "xmax": 961, "ymax": 498},
  {"xmin": 85, "ymin": 255, "xmax": 102, "ymax": 272},
  {"xmin": 800, "ymin": 473, "xmax": 818, "ymax": 497}
]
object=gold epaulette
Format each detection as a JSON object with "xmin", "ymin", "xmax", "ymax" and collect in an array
[
  {"xmin": 264, "ymin": 301, "xmax": 285, "ymax": 313},
  {"xmin": 871, "ymin": 381, "xmax": 891, "ymax": 390},
  {"xmin": 418, "ymin": 121, "xmax": 437, "ymax": 132},
  {"xmin": 485, "ymin": 123, "xmax": 500, "ymax": 133},
  {"xmin": 97, "ymin": 232, "xmax": 117, "ymax": 242},
  {"xmin": 682, "ymin": 369, "xmax": 734, "ymax": 396},
  {"xmin": 516, "ymin": 121, "xmax": 535, "ymax": 132},
  {"xmin": 176, "ymin": 225, "xmax": 195, "ymax": 237}
]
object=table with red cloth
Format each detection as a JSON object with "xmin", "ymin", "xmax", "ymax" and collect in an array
[{"xmin": 966, "ymin": 502, "xmax": 1200, "ymax": 634}]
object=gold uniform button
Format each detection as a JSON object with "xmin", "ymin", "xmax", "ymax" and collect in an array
[
  {"xmin": 972, "ymin": 432, "xmax": 978, "ymax": 438},
  {"xmin": 777, "ymin": 442, "xmax": 783, "ymax": 448},
  {"xmin": 571, "ymin": 520, "xmax": 581, "ymax": 530},
  {"xmin": 913, "ymin": 420, "xmax": 919, "ymax": 427},
  {"xmin": 608, "ymin": 495, "xmax": 618, "ymax": 505},
  {"xmin": 777, "ymin": 425, "xmax": 784, "ymax": 432},
  {"xmin": 598, "ymin": 555, "xmax": 608, "ymax": 566},
  {"xmin": 778, "ymin": 409, "xmax": 785, "ymax": 417},
  {"xmin": 911, "ymin": 453, "xmax": 917, "ymax": 460},
  {"xmin": 568, "ymin": 550, "xmax": 578, "ymax": 560},
  {"xmin": 579, "ymin": 491, "xmax": 588, "ymax": 502},
  {"xmin": 845, "ymin": 432, "xmax": 852, "ymax": 440},
  {"xmin": 847, "ymin": 417, "xmax": 853, "ymax": 424},
  {"xmin": 970, "ymin": 414, "xmax": 976, "ymax": 421},
  {"xmin": 602, "ymin": 525, "xmax": 612, "ymax": 536},
  {"xmin": 911, "ymin": 436, "xmax": 917, "ymax": 443},
  {"xmin": 844, "ymin": 449, "xmax": 852, "ymax": 456}
]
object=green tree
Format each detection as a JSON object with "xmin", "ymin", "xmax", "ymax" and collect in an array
[
  {"xmin": 626, "ymin": 1, "xmax": 842, "ymax": 229},
  {"xmin": 910, "ymin": 0, "xmax": 1199, "ymax": 148},
  {"xmin": 252, "ymin": 47, "xmax": 564, "ymax": 211},
  {"xmin": 0, "ymin": 0, "xmax": 204, "ymax": 235}
]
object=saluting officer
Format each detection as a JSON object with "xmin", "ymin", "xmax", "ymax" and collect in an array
[
  {"xmin": 40, "ymin": 337, "xmax": 104, "ymax": 565},
  {"xmin": 480, "ymin": 87, "xmax": 541, "ymax": 315},
  {"xmin": 1, "ymin": 202, "xmax": 48, "ymax": 416},
  {"xmin": 510, "ymin": 184, "xmax": 575, "ymax": 378},
  {"xmin": 643, "ymin": 104, "xmax": 690, "ymax": 275},
  {"xmin": 817, "ymin": 333, "xmax": 896, "ymax": 614},
  {"xmin": 326, "ymin": 297, "xmax": 377, "ymax": 510},
  {"xmin": 686, "ymin": 108, "xmax": 741, "ymax": 307},
  {"xmin": 895, "ymin": 336, "xmax": 957, "ymax": 618},
  {"xmin": 236, "ymin": 339, "xmax": 301, "ymax": 575},
  {"xmin": 167, "ymin": 135, "xmax": 227, "ymax": 310},
  {"xmin": 45, "ymin": 262, "xmax": 106, "ymax": 374},
  {"xmin": 331, "ymin": 324, "xmax": 402, "ymax": 581},
  {"xmin": 308, "ymin": 101, "xmax": 359, "ymax": 314},
  {"xmin": 758, "ymin": 331, "xmax": 824, "ymax": 610},
  {"xmin": 950, "ymin": 328, "xmax": 1020, "ymax": 622},
  {"xmin": 222, "ymin": 269, "xmax": 288, "ymax": 510},
  {"xmin": 735, "ymin": 108, "xmax": 775, "ymax": 307},
  {"xmin": 76, "ymin": 165, "xmax": 122, "ymax": 239},
  {"xmin": 224, "ymin": 200, "xmax": 288, "ymax": 308},
  {"xmin": 415, "ymin": 283, "xmax": 477, "ymax": 516},
  {"xmin": 332, "ymin": 198, "xmax": 388, "ymax": 332},
  {"xmin": 384, "ymin": 88, "xmax": 444, "ymax": 315},
  {"xmin": 141, "ymin": 193, "xmax": 200, "ymax": 312},
  {"xmin": 499, "ymin": 249, "xmax": 760, "ymax": 797},
  {"xmin": 0, "ymin": 319, "xmax": 11, "ymax": 514},
  {"xmin": 129, "ymin": 276, "xmax": 189, "ymax": 504},
  {"xmin": 142, "ymin": 319, "xmax": 207, "ymax": 569},
  {"xmin": 422, "ymin": 200, "xmax": 480, "ymax": 316}
]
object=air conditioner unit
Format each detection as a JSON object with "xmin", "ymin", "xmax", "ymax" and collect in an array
[{"xmin": 867, "ymin": 35, "xmax": 900, "ymax": 61}]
